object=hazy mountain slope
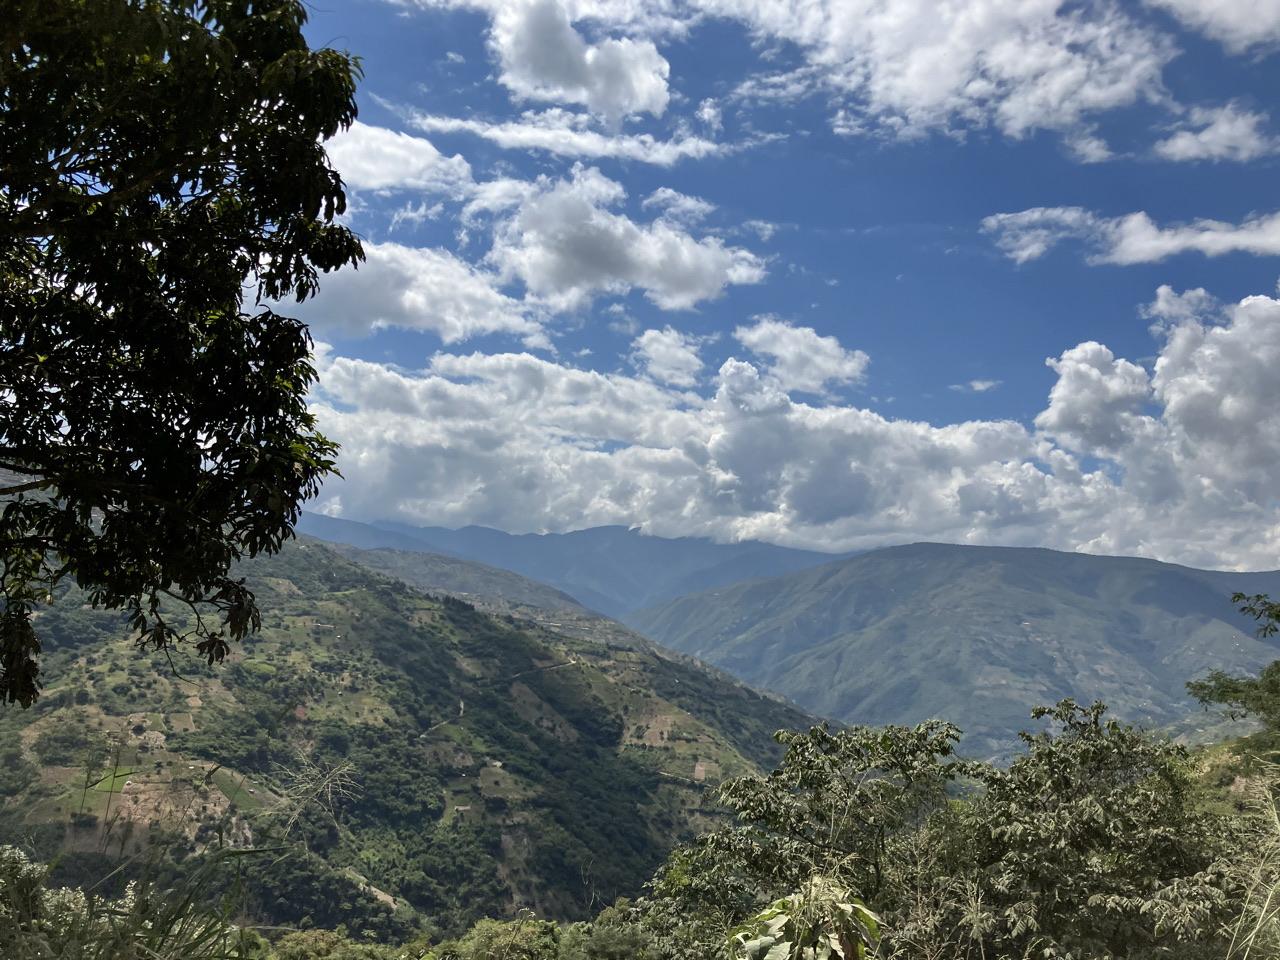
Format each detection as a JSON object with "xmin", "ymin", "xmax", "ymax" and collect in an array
[
  {"xmin": 322, "ymin": 540, "xmax": 592, "ymax": 615},
  {"xmin": 296, "ymin": 512, "xmax": 462, "ymax": 557},
  {"xmin": 327, "ymin": 516, "xmax": 846, "ymax": 616},
  {"xmin": 1, "ymin": 541, "xmax": 816, "ymax": 935},
  {"xmin": 623, "ymin": 542, "xmax": 1280, "ymax": 757}
]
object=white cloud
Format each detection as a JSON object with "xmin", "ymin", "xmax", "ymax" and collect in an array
[
  {"xmin": 486, "ymin": 164, "xmax": 766, "ymax": 310},
  {"xmin": 388, "ymin": 201, "xmax": 445, "ymax": 232},
  {"xmin": 712, "ymin": 0, "xmax": 1176, "ymax": 144},
  {"xmin": 325, "ymin": 121, "xmax": 472, "ymax": 194},
  {"xmin": 407, "ymin": 108, "xmax": 732, "ymax": 165},
  {"xmin": 1153, "ymin": 104, "xmax": 1278, "ymax": 162},
  {"xmin": 983, "ymin": 206, "xmax": 1280, "ymax": 265},
  {"xmin": 641, "ymin": 187, "xmax": 716, "ymax": 224},
  {"xmin": 488, "ymin": 0, "xmax": 670, "ymax": 122},
  {"xmin": 1036, "ymin": 342, "xmax": 1151, "ymax": 452},
  {"xmin": 696, "ymin": 98, "xmax": 723, "ymax": 134},
  {"xmin": 292, "ymin": 242, "xmax": 545, "ymax": 345},
  {"xmin": 742, "ymin": 219, "xmax": 780, "ymax": 241},
  {"xmin": 309, "ymin": 285, "xmax": 1280, "ymax": 569},
  {"xmin": 982, "ymin": 206, "xmax": 1106, "ymax": 264},
  {"xmin": 1145, "ymin": 0, "xmax": 1280, "ymax": 53},
  {"xmin": 951, "ymin": 379, "xmax": 1002, "ymax": 393},
  {"xmin": 734, "ymin": 317, "xmax": 870, "ymax": 395},
  {"xmin": 631, "ymin": 326, "xmax": 708, "ymax": 386},
  {"xmin": 403, "ymin": 0, "xmax": 1188, "ymax": 157}
]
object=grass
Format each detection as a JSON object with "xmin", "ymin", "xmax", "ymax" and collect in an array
[
  {"xmin": 94, "ymin": 766, "xmax": 134, "ymax": 793},
  {"xmin": 208, "ymin": 768, "xmax": 263, "ymax": 811}
]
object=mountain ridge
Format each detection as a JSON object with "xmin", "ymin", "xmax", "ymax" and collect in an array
[
  {"xmin": 297, "ymin": 512, "xmax": 847, "ymax": 616},
  {"xmin": 1, "ymin": 539, "xmax": 818, "ymax": 935},
  {"xmin": 623, "ymin": 541, "xmax": 1280, "ymax": 757}
]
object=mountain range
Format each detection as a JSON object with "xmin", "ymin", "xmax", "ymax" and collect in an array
[
  {"xmin": 623, "ymin": 542, "xmax": 1280, "ymax": 757},
  {"xmin": 296, "ymin": 512, "xmax": 844, "ymax": 617},
  {"xmin": 293, "ymin": 518, "xmax": 1280, "ymax": 755}
]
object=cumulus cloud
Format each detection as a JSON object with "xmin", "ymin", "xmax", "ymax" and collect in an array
[
  {"xmin": 488, "ymin": 0, "xmax": 670, "ymax": 122},
  {"xmin": 630, "ymin": 326, "xmax": 708, "ymax": 386},
  {"xmin": 711, "ymin": 0, "xmax": 1176, "ymax": 145},
  {"xmin": 1153, "ymin": 104, "xmax": 1279, "ymax": 162},
  {"xmin": 983, "ymin": 206, "xmax": 1280, "ymax": 265},
  {"xmin": 486, "ymin": 164, "xmax": 766, "ymax": 310},
  {"xmin": 1036, "ymin": 342, "xmax": 1151, "ymax": 452},
  {"xmin": 1145, "ymin": 0, "xmax": 1280, "ymax": 53},
  {"xmin": 407, "ymin": 108, "xmax": 733, "ymax": 165},
  {"xmin": 291, "ymin": 242, "xmax": 545, "ymax": 345},
  {"xmin": 403, "ymin": 0, "xmax": 1193, "ymax": 157},
  {"xmin": 309, "ymin": 285, "xmax": 1280, "ymax": 569},
  {"xmin": 325, "ymin": 121, "xmax": 472, "ymax": 194},
  {"xmin": 641, "ymin": 187, "xmax": 715, "ymax": 224},
  {"xmin": 734, "ymin": 317, "xmax": 870, "ymax": 395}
]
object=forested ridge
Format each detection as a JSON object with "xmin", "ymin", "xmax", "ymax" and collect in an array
[{"xmin": 0, "ymin": 539, "xmax": 816, "ymax": 939}]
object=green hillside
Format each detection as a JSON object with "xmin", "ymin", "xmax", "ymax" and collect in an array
[
  {"xmin": 0, "ymin": 540, "xmax": 815, "ymax": 936},
  {"xmin": 623, "ymin": 542, "xmax": 1280, "ymax": 757},
  {"xmin": 323, "ymin": 539, "xmax": 593, "ymax": 615},
  {"xmin": 323, "ymin": 539, "xmax": 806, "ymax": 698}
]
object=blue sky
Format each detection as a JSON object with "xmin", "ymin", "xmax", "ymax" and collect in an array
[{"xmin": 292, "ymin": 0, "xmax": 1280, "ymax": 569}]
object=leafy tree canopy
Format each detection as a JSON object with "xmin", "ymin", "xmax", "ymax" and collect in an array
[
  {"xmin": 0, "ymin": 0, "xmax": 364, "ymax": 705},
  {"xmin": 1188, "ymin": 593, "xmax": 1280, "ymax": 728},
  {"xmin": 646, "ymin": 702, "xmax": 1231, "ymax": 960}
]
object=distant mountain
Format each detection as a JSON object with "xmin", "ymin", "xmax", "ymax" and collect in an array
[
  {"xmin": 622, "ymin": 542, "xmax": 1280, "ymax": 758},
  {"xmin": 297, "ymin": 512, "xmax": 845, "ymax": 616},
  {"xmin": 5, "ymin": 540, "xmax": 817, "ymax": 935},
  {"xmin": 320, "ymin": 539, "xmax": 592, "ymax": 615}
]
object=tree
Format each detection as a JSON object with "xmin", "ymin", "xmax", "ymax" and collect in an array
[
  {"xmin": 0, "ymin": 0, "xmax": 364, "ymax": 705},
  {"xmin": 1187, "ymin": 593, "xmax": 1280, "ymax": 728},
  {"xmin": 643, "ymin": 721, "xmax": 962, "ymax": 958},
  {"xmin": 889, "ymin": 700, "xmax": 1230, "ymax": 960}
]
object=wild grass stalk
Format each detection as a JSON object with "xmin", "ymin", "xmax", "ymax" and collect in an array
[{"xmin": 1226, "ymin": 760, "xmax": 1280, "ymax": 959}]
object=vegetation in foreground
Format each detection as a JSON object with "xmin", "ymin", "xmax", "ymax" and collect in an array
[{"xmin": 6, "ymin": 676, "xmax": 1280, "ymax": 959}]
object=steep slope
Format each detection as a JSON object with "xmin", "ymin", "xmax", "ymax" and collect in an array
[
  {"xmin": 623, "ymin": 542, "xmax": 1280, "ymax": 757},
  {"xmin": 321, "ymin": 539, "xmax": 593, "ymax": 615},
  {"xmin": 0, "ymin": 540, "xmax": 816, "ymax": 936},
  {"xmin": 298, "ymin": 512, "xmax": 844, "ymax": 616}
]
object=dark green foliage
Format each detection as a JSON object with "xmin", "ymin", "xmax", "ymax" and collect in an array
[
  {"xmin": 168, "ymin": 699, "xmax": 297, "ymax": 772},
  {"xmin": 888, "ymin": 701, "xmax": 1230, "ymax": 959},
  {"xmin": 655, "ymin": 721, "xmax": 962, "ymax": 915},
  {"xmin": 0, "ymin": 740, "xmax": 38, "ymax": 792},
  {"xmin": 238, "ymin": 848, "xmax": 405, "ymax": 940},
  {"xmin": 30, "ymin": 713, "xmax": 106, "ymax": 765},
  {"xmin": 0, "ymin": 0, "xmax": 364, "ymax": 706},
  {"xmin": 431, "ymin": 913, "xmax": 560, "ymax": 960},
  {"xmin": 559, "ymin": 901, "xmax": 654, "ymax": 960},
  {"xmin": 1188, "ymin": 593, "xmax": 1280, "ymax": 730},
  {"xmin": 393, "ymin": 820, "xmax": 509, "ymax": 930},
  {"xmin": 1190, "ymin": 662, "xmax": 1280, "ymax": 729},
  {"xmin": 645, "ymin": 700, "xmax": 1234, "ymax": 960}
]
